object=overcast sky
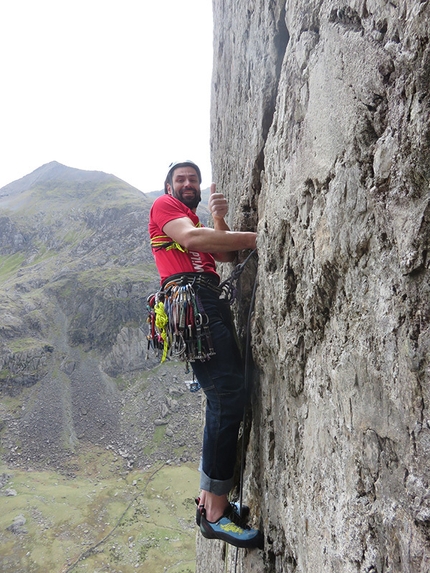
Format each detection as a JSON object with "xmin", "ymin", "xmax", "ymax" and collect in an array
[{"xmin": 0, "ymin": 1, "xmax": 213, "ymax": 193}]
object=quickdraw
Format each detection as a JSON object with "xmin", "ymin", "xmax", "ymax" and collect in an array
[
  {"xmin": 146, "ymin": 282, "xmax": 216, "ymax": 364},
  {"xmin": 219, "ymin": 248, "xmax": 258, "ymax": 303},
  {"xmin": 146, "ymin": 250, "xmax": 258, "ymax": 364}
]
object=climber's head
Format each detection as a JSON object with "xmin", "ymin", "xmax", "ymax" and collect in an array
[{"xmin": 164, "ymin": 160, "xmax": 202, "ymax": 210}]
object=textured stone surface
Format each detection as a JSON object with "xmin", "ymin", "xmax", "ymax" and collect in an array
[{"xmin": 206, "ymin": 1, "xmax": 430, "ymax": 571}]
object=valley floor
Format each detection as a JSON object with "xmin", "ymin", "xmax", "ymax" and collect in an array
[{"xmin": 0, "ymin": 451, "xmax": 199, "ymax": 573}]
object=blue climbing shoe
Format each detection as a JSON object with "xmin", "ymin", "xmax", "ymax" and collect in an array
[
  {"xmin": 199, "ymin": 505, "xmax": 264, "ymax": 549},
  {"xmin": 195, "ymin": 497, "xmax": 250, "ymax": 527}
]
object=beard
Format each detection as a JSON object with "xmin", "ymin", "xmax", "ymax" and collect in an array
[{"xmin": 174, "ymin": 187, "xmax": 201, "ymax": 210}]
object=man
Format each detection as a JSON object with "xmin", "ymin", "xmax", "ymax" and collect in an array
[{"xmin": 148, "ymin": 160, "xmax": 263, "ymax": 549}]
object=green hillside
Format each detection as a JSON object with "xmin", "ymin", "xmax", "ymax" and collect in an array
[{"xmin": 0, "ymin": 162, "xmax": 207, "ymax": 572}]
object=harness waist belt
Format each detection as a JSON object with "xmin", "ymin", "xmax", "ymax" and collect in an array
[{"xmin": 162, "ymin": 273, "xmax": 221, "ymax": 295}]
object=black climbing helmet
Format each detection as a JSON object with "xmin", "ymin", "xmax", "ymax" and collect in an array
[{"xmin": 164, "ymin": 160, "xmax": 202, "ymax": 193}]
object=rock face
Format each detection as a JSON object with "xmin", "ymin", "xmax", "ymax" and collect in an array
[{"xmin": 205, "ymin": 1, "xmax": 430, "ymax": 572}]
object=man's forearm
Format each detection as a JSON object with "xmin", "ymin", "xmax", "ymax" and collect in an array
[
  {"xmin": 162, "ymin": 217, "xmax": 257, "ymax": 254},
  {"xmin": 185, "ymin": 227, "xmax": 256, "ymax": 253}
]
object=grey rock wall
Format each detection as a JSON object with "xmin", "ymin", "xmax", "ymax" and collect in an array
[{"xmin": 204, "ymin": 1, "xmax": 430, "ymax": 572}]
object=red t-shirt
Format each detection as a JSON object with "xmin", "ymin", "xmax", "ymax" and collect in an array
[{"xmin": 149, "ymin": 194, "xmax": 219, "ymax": 284}]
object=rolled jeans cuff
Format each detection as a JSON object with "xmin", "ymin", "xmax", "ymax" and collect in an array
[{"xmin": 199, "ymin": 461, "xmax": 234, "ymax": 496}]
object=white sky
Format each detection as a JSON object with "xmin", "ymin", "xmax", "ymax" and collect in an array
[{"xmin": 0, "ymin": 0, "xmax": 213, "ymax": 193}]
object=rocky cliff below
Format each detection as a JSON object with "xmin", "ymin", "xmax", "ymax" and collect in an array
[{"xmin": 204, "ymin": 1, "xmax": 430, "ymax": 572}]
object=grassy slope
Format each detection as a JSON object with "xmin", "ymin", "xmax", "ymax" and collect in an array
[{"xmin": 0, "ymin": 451, "xmax": 199, "ymax": 573}]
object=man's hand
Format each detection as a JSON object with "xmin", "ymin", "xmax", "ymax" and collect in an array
[
  {"xmin": 208, "ymin": 183, "xmax": 228, "ymax": 220},
  {"xmin": 162, "ymin": 181, "xmax": 255, "ymax": 262}
]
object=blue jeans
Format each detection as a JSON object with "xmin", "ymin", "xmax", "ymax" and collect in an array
[{"xmin": 191, "ymin": 288, "xmax": 247, "ymax": 495}]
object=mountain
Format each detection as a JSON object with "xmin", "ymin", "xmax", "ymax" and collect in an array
[
  {"xmin": 0, "ymin": 162, "xmax": 156, "ymax": 375},
  {"xmin": 0, "ymin": 161, "xmax": 205, "ymax": 470}
]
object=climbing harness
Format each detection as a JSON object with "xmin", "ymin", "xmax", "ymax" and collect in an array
[
  {"xmin": 146, "ymin": 275, "xmax": 219, "ymax": 365},
  {"xmin": 146, "ymin": 250, "xmax": 257, "ymax": 367}
]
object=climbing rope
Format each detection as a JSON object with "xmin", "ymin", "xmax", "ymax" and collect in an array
[
  {"xmin": 233, "ymin": 264, "xmax": 259, "ymax": 572},
  {"xmin": 219, "ymin": 248, "xmax": 258, "ymax": 303}
]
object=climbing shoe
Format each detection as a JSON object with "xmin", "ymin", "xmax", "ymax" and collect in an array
[
  {"xmin": 199, "ymin": 505, "xmax": 264, "ymax": 549},
  {"xmin": 195, "ymin": 497, "xmax": 250, "ymax": 527}
]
